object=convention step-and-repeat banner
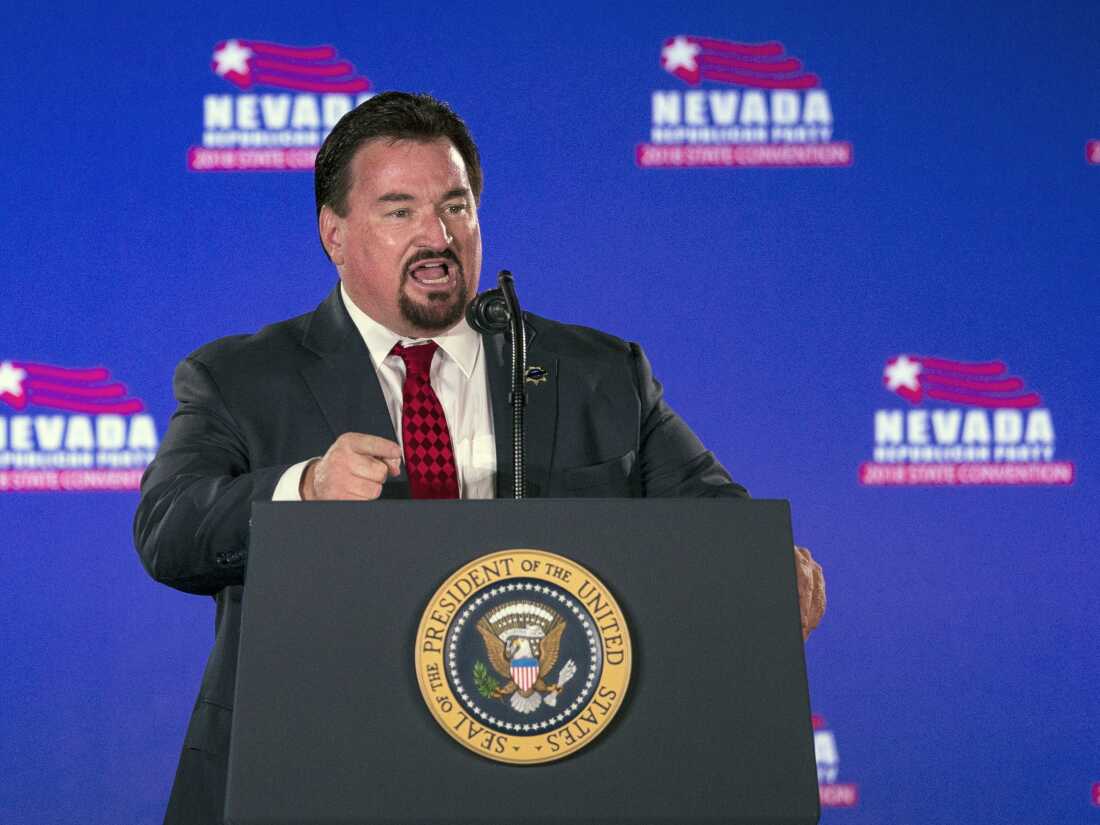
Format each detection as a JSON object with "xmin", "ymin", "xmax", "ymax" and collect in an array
[{"xmin": 2, "ymin": 2, "xmax": 1097, "ymax": 823}]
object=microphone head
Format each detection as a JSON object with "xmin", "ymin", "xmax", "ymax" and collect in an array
[{"xmin": 466, "ymin": 288, "xmax": 510, "ymax": 333}]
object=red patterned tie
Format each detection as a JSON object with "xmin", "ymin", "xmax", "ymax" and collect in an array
[{"xmin": 392, "ymin": 341, "xmax": 459, "ymax": 499}]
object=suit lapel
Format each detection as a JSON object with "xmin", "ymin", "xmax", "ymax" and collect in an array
[
  {"xmin": 298, "ymin": 286, "xmax": 410, "ymax": 498},
  {"xmin": 300, "ymin": 354, "xmax": 396, "ymax": 445},
  {"xmin": 484, "ymin": 321, "xmax": 559, "ymax": 499}
]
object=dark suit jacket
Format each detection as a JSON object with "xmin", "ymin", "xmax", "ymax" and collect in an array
[{"xmin": 134, "ymin": 286, "xmax": 745, "ymax": 824}]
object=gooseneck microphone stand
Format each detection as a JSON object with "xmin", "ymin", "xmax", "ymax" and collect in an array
[{"xmin": 465, "ymin": 270, "xmax": 527, "ymax": 499}]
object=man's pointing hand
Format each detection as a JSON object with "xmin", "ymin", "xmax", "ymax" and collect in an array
[{"xmin": 300, "ymin": 433, "xmax": 402, "ymax": 500}]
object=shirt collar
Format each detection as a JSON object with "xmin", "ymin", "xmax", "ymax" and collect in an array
[{"xmin": 339, "ymin": 282, "xmax": 481, "ymax": 378}]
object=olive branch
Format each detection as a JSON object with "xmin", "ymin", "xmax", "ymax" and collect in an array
[{"xmin": 473, "ymin": 660, "xmax": 499, "ymax": 699}]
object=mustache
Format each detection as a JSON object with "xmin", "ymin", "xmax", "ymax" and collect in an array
[{"xmin": 402, "ymin": 248, "xmax": 461, "ymax": 278}]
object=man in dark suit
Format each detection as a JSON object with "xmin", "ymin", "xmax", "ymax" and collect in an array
[{"xmin": 135, "ymin": 92, "xmax": 825, "ymax": 824}]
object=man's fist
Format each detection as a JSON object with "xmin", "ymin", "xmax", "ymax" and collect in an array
[
  {"xmin": 794, "ymin": 546, "xmax": 826, "ymax": 641},
  {"xmin": 300, "ymin": 433, "xmax": 402, "ymax": 501}
]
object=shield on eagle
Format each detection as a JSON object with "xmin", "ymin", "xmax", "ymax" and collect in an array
[{"xmin": 510, "ymin": 657, "xmax": 539, "ymax": 692}]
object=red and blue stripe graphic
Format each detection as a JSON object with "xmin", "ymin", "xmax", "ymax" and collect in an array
[
  {"xmin": 883, "ymin": 355, "xmax": 1042, "ymax": 409},
  {"xmin": 211, "ymin": 39, "xmax": 371, "ymax": 94},
  {"xmin": 0, "ymin": 360, "xmax": 144, "ymax": 415},
  {"xmin": 661, "ymin": 35, "xmax": 821, "ymax": 89}
]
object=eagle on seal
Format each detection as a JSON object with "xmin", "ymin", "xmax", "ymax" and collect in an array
[{"xmin": 475, "ymin": 600, "xmax": 577, "ymax": 714}]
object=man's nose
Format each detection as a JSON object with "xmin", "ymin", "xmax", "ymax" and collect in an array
[{"xmin": 415, "ymin": 212, "xmax": 452, "ymax": 248}]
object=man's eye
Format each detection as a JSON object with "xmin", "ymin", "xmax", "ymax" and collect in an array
[
  {"xmin": 387, "ymin": 208, "xmax": 410, "ymax": 218},
  {"xmin": 445, "ymin": 203, "xmax": 467, "ymax": 215}
]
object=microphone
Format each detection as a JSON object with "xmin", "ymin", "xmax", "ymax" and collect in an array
[
  {"xmin": 466, "ymin": 287, "xmax": 510, "ymax": 333},
  {"xmin": 466, "ymin": 271, "xmax": 528, "ymax": 499}
]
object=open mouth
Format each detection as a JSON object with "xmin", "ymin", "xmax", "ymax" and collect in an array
[{"xmin": 408, "ymin": 259, "xmax": 454, "ymax": 287}]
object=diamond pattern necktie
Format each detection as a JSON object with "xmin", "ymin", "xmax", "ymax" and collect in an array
[{"xmin": 391, "ymin": 341, "xmax": 459, "ymax": 499}]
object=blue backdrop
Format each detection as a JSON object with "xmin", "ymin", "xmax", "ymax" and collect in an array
[{"xmin": 2, "ymin": 1, "xmax": 1098, "ymax": 823}]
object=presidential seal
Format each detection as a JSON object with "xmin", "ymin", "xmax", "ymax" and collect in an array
[{"xmin": 415, "ymin": 549, "xmax": 632, "ymax": 764}]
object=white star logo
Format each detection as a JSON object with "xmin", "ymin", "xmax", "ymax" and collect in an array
[
  {"xmin": 661, "ymin": 36, "xmax": 700, "ymax": 73},
  {"xmin": 884, "ymin": 355, "xmax": 921, "ymax": 391},
  {"xmin": 212, "ymin": 39, "xmax": 252, "ymax": 77},
  {"xmin": 0, "ymin": 361, "xmax": 26, "ymax": 397}
]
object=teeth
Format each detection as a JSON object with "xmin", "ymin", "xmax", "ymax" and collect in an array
[{"xmin": 413, "ymin": 264, "xmax": 449, "ymax": 285}]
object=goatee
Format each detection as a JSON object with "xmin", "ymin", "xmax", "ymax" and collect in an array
[{"xmin": 398, "ymin": 275, "xmax": 469, "ymax": 333}]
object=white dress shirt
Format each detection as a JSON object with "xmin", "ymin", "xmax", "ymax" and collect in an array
[{"xmin": 272, "ymin": 284, "xmax": 497, "ymax": 500}]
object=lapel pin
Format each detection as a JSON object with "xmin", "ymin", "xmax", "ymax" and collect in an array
[{"xmin": 525, "ymin": 365, "xmax": 549, "ymax": 385}]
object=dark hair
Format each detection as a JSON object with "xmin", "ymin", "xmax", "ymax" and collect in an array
[{"xmin": 314, "ymin": 91, "xmax": 483, "ymax": 221}]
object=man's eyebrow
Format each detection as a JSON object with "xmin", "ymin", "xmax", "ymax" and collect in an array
[{"xmin": 376, "ymin": 188, "xmax": 469, "ymax": 203}]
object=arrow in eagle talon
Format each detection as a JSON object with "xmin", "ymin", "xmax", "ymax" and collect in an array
[{"xmin": 558, "ymin": 659, "xmax": 577, "ymax": 685}]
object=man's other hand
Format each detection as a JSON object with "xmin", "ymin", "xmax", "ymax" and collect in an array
[
  {"xmin": 300, "ymin": 433, "xmax": 402, "ymax": 500},
  {"xmin": 794, "ymin": 546, "xmax": 826, "ymax": 641}
]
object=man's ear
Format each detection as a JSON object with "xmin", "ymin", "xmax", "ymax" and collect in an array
[{"xmin": 319, "ymin": 205, "xmax": 345, "ymax": 266}]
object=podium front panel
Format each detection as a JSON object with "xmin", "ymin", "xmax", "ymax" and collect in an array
[{"xmin": 227, "ymin": 499, "xmax": 818, "ymax": 825}]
